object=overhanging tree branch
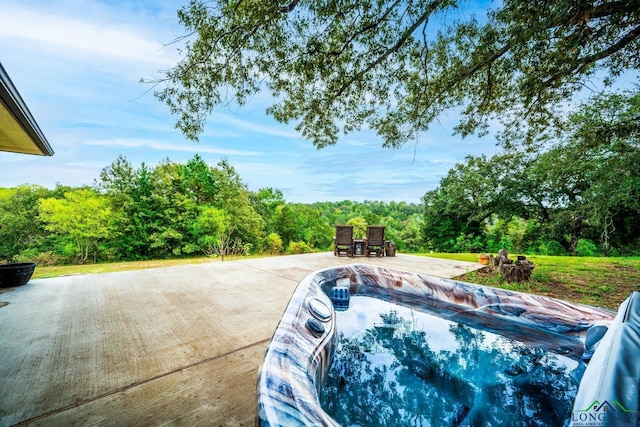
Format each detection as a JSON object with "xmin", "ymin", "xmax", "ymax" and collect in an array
[
  {"xmin": 544, "ymin": 24, "xmax": 640, "ymax": 87},
  {"xmin": 335, "ymin": 1, "xmax": 448, "ymax": 97},
  {"xmin": 152, "ymin": 0, "xmax": 640, "ymax": 147}
]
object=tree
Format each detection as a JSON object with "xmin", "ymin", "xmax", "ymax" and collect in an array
[
  {"xmin": 346, "ymin": 216, "xmax": 367, "ymax": 239},
  {"xmin": 97, "ymin": 156, "xmax": 150, "ymax": 260},
  {"xmin": 0, "ymin": 185, "xmax": 53, "ymax": 262},
  {"xmin": 189, "ymin": 205, "xmax": 231, "ymax": 256},
  {"xmin": 250, "ymin": 187, "xmax": 285, "ymax": 236},
  {"xmin": 211, "ymin": 159, "xmax": 263, "ymax": 251},
  {"xmin": 274, "ymin": 203, "xmax": 333, "ymax": 249},
  {"xmin": 146, "ymin": 159, "xmax": 196, "ymax": 257},
  {"xmin": 421, "ymin": 155, "xmax": 502, "ymax": 251},
  {"xmin": 97, "ymin": 155, "xmax": 136, "ymax": 200},
  {"xmin": 421, "ymin": 89, "xmax": 640, "ymax": 255},
  {"xmin": 184, "ymin": 154, "xmax": 217, "ymax": 205},
  {"xmin": 150, "ymin": 0, "xmax": 639, "ymax": 148},
  {"xmin": 98, "ymin": 157, "xmax": 194, "ymax": 260},
  {"xmin": 395, "ymin": 214, "xmax": 425, "ymax": 252},
  {"xmin": 128, "ymin": 163, "xmax": 155, "ymax": 258},
  {"xmin": 38, "ymin": 188, "xmax": 112, "ymax": 263},
  {"xmin": 548, "ymin": 89, "xmax": 640, "ymax": 253}
]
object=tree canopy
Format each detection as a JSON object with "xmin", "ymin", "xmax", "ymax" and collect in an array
[
  {"xmin": 1, "ymin": 96, "xmax": 639, "ymax": 265},
  {"xmin": 38, "ymin": 188, "xmax": 112, "ymax": 263},
  {"xmin": 151, "ymin": 0, "xmax": 640, "ymax": 147},
  {"xmin": 0, "ymin": 154, "xmax": 426, "ymax": 264},
  {"xmin": 422, "ymin": 89, "xmax": 640, "ymax": 255}
]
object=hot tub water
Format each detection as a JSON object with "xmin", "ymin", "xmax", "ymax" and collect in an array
[{"xmin": 320, "ymin": 296, "xmax": 582, "ymax": 426}]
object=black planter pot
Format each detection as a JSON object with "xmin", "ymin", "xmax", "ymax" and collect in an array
[{"xmin": 0, "ymin": 262, "xmax": 37, "ymax": 288}]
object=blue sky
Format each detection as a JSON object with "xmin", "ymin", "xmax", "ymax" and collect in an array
[{"xmin": 2, "ymin": 0, "xmax": 508, "ymax": 203}]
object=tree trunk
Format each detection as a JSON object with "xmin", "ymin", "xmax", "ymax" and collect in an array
[{"xmin": 487, "ymin": 249, "xmax": 535, "ymax": 283}]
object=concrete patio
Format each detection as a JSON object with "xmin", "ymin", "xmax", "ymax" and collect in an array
[{"xmin": 0, "ymin": 252, "xmax": 480, "ymax": 426}]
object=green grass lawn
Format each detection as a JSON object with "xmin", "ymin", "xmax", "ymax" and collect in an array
[
  {"xmin": 423, "ymin": 253, "xmax": 640, "ymax": 309},
  {"xmin": 30, "ymin": 253, "xmax": 271, "ymax": 279},
  {"xmin": 31, "ymin": 257, "xmax": 218, "ymax": 279}
]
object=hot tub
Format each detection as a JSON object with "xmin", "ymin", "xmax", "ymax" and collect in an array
[{"xmin": 256, "ymin": 264, "xmax": 631, "ymax": 426}]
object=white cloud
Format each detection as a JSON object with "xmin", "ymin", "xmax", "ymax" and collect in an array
[
  {"xmin": 84, "ymin": 138, "xmax": 263, "ymax": 156},
  {"xmin": 0, "ymin": 3, "xmax": 178, "ymax": 68},
  {"xmin": 0, "ymin": 0, "xmax": 539, "ymax": 203},
  {"xmin": 213, "ymin": 114, "xmax": 301, "ymax": 140}
]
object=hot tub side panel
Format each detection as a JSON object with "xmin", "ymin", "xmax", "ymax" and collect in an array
[{"xmin": 256, "ymin": 268, "xmax": 343, "ymax": 426}]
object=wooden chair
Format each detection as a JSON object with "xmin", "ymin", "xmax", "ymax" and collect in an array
[
  {"xmin": 334, "ymin": 225, "xmax": 354, "ymax": 257},
  {"xmin": 365, "ymin": 226, "xmax": 385, "ymax": 257}
]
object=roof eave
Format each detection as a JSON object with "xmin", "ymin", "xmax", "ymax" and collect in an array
[{"xmin": 0, "ymin": 62, "xmax": 54, "ymax": 156}]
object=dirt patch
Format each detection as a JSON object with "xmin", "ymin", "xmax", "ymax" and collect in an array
[{"xmin": 0, "ymin": 301, "xmax": 9, "ymax": 308}]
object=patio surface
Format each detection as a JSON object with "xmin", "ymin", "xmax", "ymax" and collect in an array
[{"xmin": 0, "ymin": 252, "xmax": 480, "ymax": 426}]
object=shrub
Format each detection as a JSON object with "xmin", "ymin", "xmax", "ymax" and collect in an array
[
  {"xmin": 264, "ymin": 233, "xmax": 284, "ymax": 255},
  {"xmin": 539, "ymin": 240, "xmax": 567, "ymax": 256},
  {"xmin": 14, "ymin": 248, "xmax": 39, "ymax": 263},
  {"xmin": 35, "ymin": 251, "xmax": 61, "ymax": 266},
  {"xmin": 576, "ymin": 239, "xmax": 599, "ymax": 257},
  {"xmin": 242, "ymin": 242, "xmax": 253, "ymax": 255},
  {"xmin": 454, "ymin": 233, "xmax": 484, "ymax": 253},
  {"xmin": 181, "ymin": 243, "xmax": 200, "ymax": 255},
  {"xmin": 15, "ymin": 250, "xmax": 61, "ymax": 266},
  {"xmin": 287, "ymin": 241, "xmax": 313, "ymax": 254}
]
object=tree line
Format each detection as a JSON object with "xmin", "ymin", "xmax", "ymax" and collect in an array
[
  {"xmin": 0, "ymin": 156, "xmax": 423, "ymax": 265},
  {"xmin": 422, "ymin": 90, "xmax": 640, "ymax": 256},
  {"xmin": 2, "ymin": 90, "xmax": 638, "ymax": 264}
]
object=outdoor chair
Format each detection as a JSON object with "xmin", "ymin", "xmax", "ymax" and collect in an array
[
  {"xmin": 365, "ymin": 226, "xmax": 385, "ymax": 257},
  {"xmin": 334, "ymin": 225, "xmax": 354, "ymax": 257}
]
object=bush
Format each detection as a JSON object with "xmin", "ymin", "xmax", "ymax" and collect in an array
[
  {"xmin": 36, "ymin": 251, "xmax": 62, "ymax": 266},
  {"xmin": 14, "ymin": 248, "xmax": 39, "ymax": 263},
  {"xmin": 576, "ymin": 239, "xmax": 599, "ymax": 257},
  {"xmin": 181, "ymin": 243, "xmax": 200, "ymax": 255},
  {"xmin": 242, "ymin": 242, "xmax": 253, "ymax": 255},
  {"xmin": 264, "ymin": 233, "xmax": 284, "ymax": 255},
  {"xmin": 454, "ymin": 233, "xmax": 484, "ymax": 253},
  {"xmin": 15, "ymin": 250, "xmax": 61, "ymax": 266},
  {"xmin": 492, "ymin": 236, "xmax": 514, "ymax": 253},
  {"xmin": 538, "ymin": 240, "xmax": 567, "ymax": 256},
  {"xmin": 287, "ymin": 241, "xmax": 314, "ymax": 254}
]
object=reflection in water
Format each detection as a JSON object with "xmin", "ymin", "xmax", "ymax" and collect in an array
[{"xmin": 320, "ymin": 297, "xmax": 582, "ymax": 426}]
